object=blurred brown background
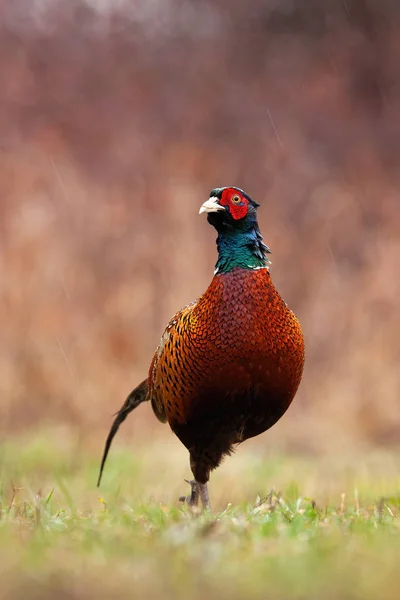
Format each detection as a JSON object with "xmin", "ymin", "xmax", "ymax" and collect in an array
[{"xmin": 0, "ymin": 0, "xmax": 399, "ymax": 455}]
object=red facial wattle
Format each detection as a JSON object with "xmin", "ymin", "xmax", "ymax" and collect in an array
[
  {"xmin": 229, "ymin": 203, "xmax": 248, "ymax": 220},
  {"xmin": 219, "ymin": 188, "xmax": 249, "ymax": 220}
]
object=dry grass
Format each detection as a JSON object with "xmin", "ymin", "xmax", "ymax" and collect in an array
[{"xmin": 0, "ymin": 0, "xmax": 399, "ymax": 452}]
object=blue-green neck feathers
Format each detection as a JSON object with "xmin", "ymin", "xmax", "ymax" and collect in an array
[{"xmin": 215, "ymin": 222, "xmax": 271, "ymax": 275}]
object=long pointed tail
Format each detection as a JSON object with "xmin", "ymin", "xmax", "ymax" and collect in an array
[{"xmin": 97, "ymin": 379, "xmax": 149, "ymax": 487}]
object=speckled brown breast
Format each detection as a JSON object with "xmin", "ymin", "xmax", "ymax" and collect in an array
[{"xmin": 148, "ymin": 267, "xmax": 304, "ymax": 451}]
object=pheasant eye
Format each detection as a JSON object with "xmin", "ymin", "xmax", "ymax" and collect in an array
[{"xmin": 231, "ymin": 195, "xmax": 241, "ymax": 204}]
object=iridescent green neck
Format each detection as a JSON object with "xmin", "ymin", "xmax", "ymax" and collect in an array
[{"xmin": 215, "ymin": 225, "xmax": 271, "ymax": 275}]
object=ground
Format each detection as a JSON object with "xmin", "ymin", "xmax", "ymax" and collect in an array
[{"xmin": 1, "ymin": 430, "xmax": 400, "ymax": 600}]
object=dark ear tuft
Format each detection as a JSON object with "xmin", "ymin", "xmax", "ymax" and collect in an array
[
  {"xmin": 240, "ymin": 190, "xmax": 259, "ymax": 209},
  {"xmin": 230, "ymin": 187, "xmax": 259, "ymax": 209}
]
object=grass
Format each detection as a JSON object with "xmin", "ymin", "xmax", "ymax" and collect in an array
[{"xmin": 1, "ymin": 430, "xmax": 400, "ymax": 600}]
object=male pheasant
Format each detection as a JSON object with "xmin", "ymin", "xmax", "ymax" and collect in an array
[{"xmin": 97, "ymin": 187, "xmax": 305, "ymax": 510}]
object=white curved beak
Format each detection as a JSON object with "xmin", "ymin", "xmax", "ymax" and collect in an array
[{"xmin": 199, "ymin": 196, "xmax": 224, "ymax": 215}]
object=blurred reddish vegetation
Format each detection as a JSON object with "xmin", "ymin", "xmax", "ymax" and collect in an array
[{"xmin": 0, "ymin": 0, "xmax": 399, "ymax": 453}]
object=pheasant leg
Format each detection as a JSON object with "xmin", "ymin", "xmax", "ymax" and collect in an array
[
  {"xmin": 179, "ymin": 479, "xmax": 199, "ymax": 507},
  {"xmin": 198, "ymin": 482, "xmax": 211, "ymax": 511}
]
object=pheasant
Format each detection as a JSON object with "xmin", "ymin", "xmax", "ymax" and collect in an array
[{"xmin": 97, "ymin": 187, "xmax": 305, "ymax": 510}]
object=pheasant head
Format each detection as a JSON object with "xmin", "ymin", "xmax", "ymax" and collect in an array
[{"xmin": 199, "ymin": 186, "xmax": 271, "ymax": 274}]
